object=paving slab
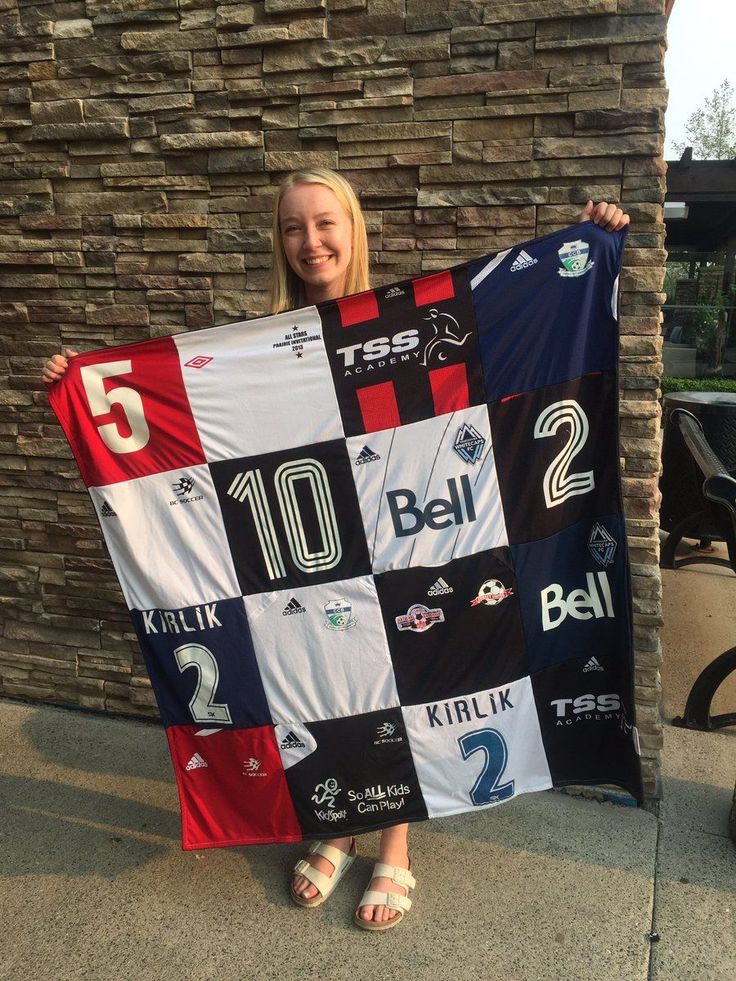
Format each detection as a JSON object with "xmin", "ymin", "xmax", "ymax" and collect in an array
[
  {"xmin": 659, "ymin": 725, "xmax": 735, "ymax": 837},
  {"xmin": 650, "ymin": 825, "xmax": 736, "ymax": 981},
  {"xmin": 0, "ymin": 698, "xmax": 657, "ymax": 981},
  {"xmin": 650, "ymin": 725, "xmax": 736, "ymax": 981},
  {"xmin": 660, "ymin": 551, "xmax": 736, "ymax": 728}
]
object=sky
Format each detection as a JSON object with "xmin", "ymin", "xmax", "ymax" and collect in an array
[{"xmin": 665, "ymin": 0, "xmax": 736, "ymax": 156}]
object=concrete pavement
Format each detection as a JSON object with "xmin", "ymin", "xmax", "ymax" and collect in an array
[{"xmin": 1, "ymin": 695, "xmax": 733, "ymax": 981}]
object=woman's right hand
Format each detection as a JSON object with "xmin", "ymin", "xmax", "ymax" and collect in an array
[{"xmin": 42, "ymin": 348, "xmax": 78, "ymax": 385}]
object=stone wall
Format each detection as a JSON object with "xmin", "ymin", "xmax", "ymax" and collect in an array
[{"xmin": 0, "ymin": 0, "xmax": 667, "ymax": 798}]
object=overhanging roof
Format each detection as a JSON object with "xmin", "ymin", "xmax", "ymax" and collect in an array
[{"xmin": 665, "ymin": 156, "xmax": 736, "ymax": 253}]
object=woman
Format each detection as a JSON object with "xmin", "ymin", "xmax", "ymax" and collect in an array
[{"xmin": 42, "ymin": 167, "xmax": 629, "ymax": 931}]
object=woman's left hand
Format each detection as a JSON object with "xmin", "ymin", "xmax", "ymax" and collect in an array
[{"xmin": 579, "ymin": 199, "xmax": 630, "ymax": 232}]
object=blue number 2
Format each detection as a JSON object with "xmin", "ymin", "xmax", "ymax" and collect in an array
[{"xmin": 458, "ymin": 728, "xmax": 515, "ymax": 806}]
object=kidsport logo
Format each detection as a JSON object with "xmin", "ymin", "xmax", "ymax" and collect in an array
[{"xmin": 311, "ymin": 777, "xmax": 347, "ymax": 821}]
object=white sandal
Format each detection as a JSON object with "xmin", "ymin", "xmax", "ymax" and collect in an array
[
  {"xmin": 290, "ymin": 839, "xmax": 357, "ymax": 908},
  {"xmin": 354, "ymin": 861, "xmax": 416, "ymax": 931}
]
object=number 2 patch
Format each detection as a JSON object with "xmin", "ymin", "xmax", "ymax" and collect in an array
[
  {"xmin": 488, "ymin": 372, "xmax": 620, "ymax": 545},
  {"xmin": 49, "ymin": 337, "xmax": 205, "ymax": 487}
]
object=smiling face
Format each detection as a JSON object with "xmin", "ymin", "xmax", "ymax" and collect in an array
[{"xmin": 278, "ymin": 182, "xmax": 354, "ymax": 304}]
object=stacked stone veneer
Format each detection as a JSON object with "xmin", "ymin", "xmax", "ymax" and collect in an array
[{"xmin": 0, "ymin": 0, "xmax": 667, "ymax": 798}]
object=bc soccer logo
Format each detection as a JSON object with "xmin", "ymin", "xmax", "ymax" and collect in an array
[{"xmin": 172, "ymin": 476, "xmax": 195, "ymax": 498}]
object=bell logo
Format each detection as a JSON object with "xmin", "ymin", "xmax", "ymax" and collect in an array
[
  {"xmin": 541, "ymin": 572, "xmax": 614, "ymax": 632},
  {"xmin": 387, "ymin": 475, "xmax": 477, "ymax": 538}
]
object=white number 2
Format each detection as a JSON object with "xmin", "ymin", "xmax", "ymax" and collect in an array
[
  {"xmin": 534, "ymin": 399, "xmax": 595, "ymax": 509},
  {"xmin": 80, "ymin": 361, "xmax": 150, "ymax": 454},
  {"xmin": 175, "ymin": 643, "xmax": 232, "ymax": 725}
]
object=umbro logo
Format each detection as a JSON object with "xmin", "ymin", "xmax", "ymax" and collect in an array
[
  {"xmin": 428, "ymin": 577, "xmax": 453, "ymax": 596},
  {"xmin": 280, "ymin": 730, "xmax": 306, "ymax": 750},
  {"xmin": 356, "ymin": 445, "xmax": 381, "ymax": 465},
  {"xmin": 282, "ymin": 597, "xmax": 306, "ymax": 616},
  {"xmin": 100, "ymin": 501, "xmax": 117, "ymax": 517},
  {"xmin": 510, "ymin": 250, "xmax": 537, "ymax": 272},
  {"xmin": 384, "ymin": 286, "xmax": 405, "ymax": 299},
  {"xmin": 185, "ymin": 753, "xmax": 207, "ymax": 771},
  {"xmin": 583, "ymin": 656, "xmax": 604, "ymax": 672}
]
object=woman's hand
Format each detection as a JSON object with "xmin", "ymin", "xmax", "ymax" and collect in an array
[
  {"xmin": 42, "ymin": 348, "xmax": 78, "ymax": 385},
  {"xmin": 579, "ymin": 199, "xmax": 630, "ymax": 232}
]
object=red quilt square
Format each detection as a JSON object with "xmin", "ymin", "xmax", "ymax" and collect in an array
[
  {"xmin": 167, "ymin": 725, "xmax": 303, "ymax": 848},
  {"xmin": 49, "ymin": 337, "xmax": 205, "ymax": 487}
]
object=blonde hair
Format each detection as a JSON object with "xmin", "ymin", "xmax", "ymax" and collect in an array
[{"xmin": 270, "ymin": 168, "xmax": 370, "ymax": 314}]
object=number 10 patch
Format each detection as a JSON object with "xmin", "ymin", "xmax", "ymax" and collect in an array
[{"xmin": 210, "ymin": 438, "xmax": 372, "ymax": 595}]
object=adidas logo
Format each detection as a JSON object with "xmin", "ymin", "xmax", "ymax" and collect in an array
[
  {"xmin": 100, "ymin": 501, "xmax": 117, "ymax": 517},
  {"xmin": 282, "ymin": 597, "xmax": 306, "ymax": 616},
  {"xmin": 428, "ymin": 577, "xmax": 453, "ymax": 596},
  {"xmin": 384, "ymin": 286, "xmax": 405, "ymax": 299},
  {"xmin": 185, "ymin": 753, "xmax": 207, "ymax": 771},
  {"xmin": 280, "ymin": 730, "xmax": 306, "ymax": 750},
  {"xmin": 510, "ymin": 250, "xmax": 538, "ymax": 272},
  {"xmin": 583, "ymin": 656, "xmax": 604, "ymax": 672},
  {"xmin": 356, "ymin": 445, "xmax": 381, "ymax": 465}
]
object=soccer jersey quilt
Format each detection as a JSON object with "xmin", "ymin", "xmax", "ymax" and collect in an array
[{"xmin": 49, "ymin": 222, "xmax": 642, "ymax": 849}]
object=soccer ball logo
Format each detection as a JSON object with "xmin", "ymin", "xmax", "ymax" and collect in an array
[{"xmin": 470, "ymin": 579, "xmax": 513, "ymax": 607}]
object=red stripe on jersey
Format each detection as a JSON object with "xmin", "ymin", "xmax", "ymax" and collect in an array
[
  {"xmin": 429, "ymin": 363, "xmax": 470, "ymax": 415},
  {"xmin": 357, "ymin": 381, "xmax": 401, "ymax": 433},
  {"xmin": 412, "ymin": 270, "xmax": 455, "ymax": 307},
  {"xmin": 337, "ymin": 290, "xmax": 379, "ymax": 327}
]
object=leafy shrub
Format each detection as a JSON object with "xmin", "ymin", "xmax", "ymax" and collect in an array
[{"xmin": 660, "ymin": 375, "xmax": 736, "ymax": 394}]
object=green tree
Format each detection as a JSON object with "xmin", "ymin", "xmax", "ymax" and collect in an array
[{"xmin": 673, "ymin": 79, "xmax": 736, "ymax": 160}]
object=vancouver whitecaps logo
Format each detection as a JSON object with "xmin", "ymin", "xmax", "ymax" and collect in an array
[
  {"xmin": 588, "ymin": 523, "xmax": 617, "ymax": 567},
  {"xmin": 453, "ymin": 422, "xmax": 486, "ymax": 465}
]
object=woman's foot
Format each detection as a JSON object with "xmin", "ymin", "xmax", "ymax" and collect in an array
[
  {"xmin": 291, "ymin": 836, "xmax": 353, "ymax": 902},
  {"xmin": 357, "ymin": 829, "xmax": 410, "ymax": 926}
]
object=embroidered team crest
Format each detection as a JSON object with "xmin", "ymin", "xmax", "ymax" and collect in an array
[
  {"xmin": 588, "ymin": 523, "xmax": 617, "ymax": 567},
  {"xmin": 323, "ymin": 598, "xmax": 357, "ymax": 631},
  {"xmin": 557, "ymin": 240, "xmax": 594, "ymax": 278},
  {"xmin": 453, "ymin": 422, "xmax": 486, "ymax": 464}
]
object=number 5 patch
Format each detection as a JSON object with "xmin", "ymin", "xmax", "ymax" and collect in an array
[{"xmin": 49, "ymin": 337, "xmax": 205, "ymax": 487}]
